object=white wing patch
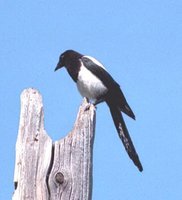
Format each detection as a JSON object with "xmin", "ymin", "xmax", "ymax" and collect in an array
[{"xmin": 84, "ymin": 55, "xmax": 106, "ymax": 70}]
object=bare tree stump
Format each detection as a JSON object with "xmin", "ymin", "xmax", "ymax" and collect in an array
[{"xmin": 13, "ymin": 88, "xmax": 96, "ymax": 200}]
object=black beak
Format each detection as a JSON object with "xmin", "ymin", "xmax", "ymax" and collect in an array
[{"xmin": 54, "ymin": 61, "xmax": 63, "ymax": 71}]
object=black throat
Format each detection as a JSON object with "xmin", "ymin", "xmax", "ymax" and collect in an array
[
  {"xmin": 63, "ymin": 50, "xmax": 83, "ymax": 82},
  {"xmin": 66, "ymin": 59, "xmax": 81, "ymax": 82}
]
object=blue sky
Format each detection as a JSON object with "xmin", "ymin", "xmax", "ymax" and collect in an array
[{"xmin": 1, "ymin": 0, "xmax": 182, "ymax": 199}]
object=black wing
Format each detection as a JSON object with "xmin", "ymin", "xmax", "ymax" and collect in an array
[
  {"xmin": 81, "ymin": 56, "xmax": 135, "ymax": 119},
  {"xmin": 82, "ymin": 56, "xmax": 120, "ymax": 89}
]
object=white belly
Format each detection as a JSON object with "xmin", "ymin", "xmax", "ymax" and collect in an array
[{"xmin": 77, "ymin": 65, "xmax": 108, "ymax": 103}]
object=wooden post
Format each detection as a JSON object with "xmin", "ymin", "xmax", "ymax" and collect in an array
[{"xmin": 13, "ymin": 88, "xmax": 96, "ymax": 200}]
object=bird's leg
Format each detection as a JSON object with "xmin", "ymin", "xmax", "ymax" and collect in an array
[
  {"xmin": 84, "ymin": 98, "xmax": 102, "ymax": 111},
  {"xmin": 84, "ymin": 97, "xmax": 92, "ymax": 111},
  {"xmin": 85, "ymin": 97, "xmax": 89, "ymax": 103}
]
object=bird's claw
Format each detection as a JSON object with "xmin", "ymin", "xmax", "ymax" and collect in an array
[
  {"xmin": 84, "ymin": 103, "xmax": 91, "ymax": 111},
  {"xmin": 84, "ymin": 103, "xmax": 97, "ymax": 111}
]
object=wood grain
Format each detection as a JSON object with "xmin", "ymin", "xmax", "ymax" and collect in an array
[{"xmin": 13, "ymin": 88, "xmax": 95, "ymax": 200}]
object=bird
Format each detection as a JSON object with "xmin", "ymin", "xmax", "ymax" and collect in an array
[{"xmin": 55, "ymin": 49, "xmax": 143, "ymax": 172}]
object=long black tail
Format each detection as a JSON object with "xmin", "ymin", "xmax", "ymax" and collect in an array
[{"xmin": 107, "ymin": 102, "xmax": 143, "ymax": 172}]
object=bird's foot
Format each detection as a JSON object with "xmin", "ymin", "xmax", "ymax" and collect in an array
[
  {"xmin": 84, "ymin": 103, "xmax": 91, "ymax": 111},
  {"xmin": 84, "ymin": 103, "xmax": 97, "ymax": 111},
  {"xmin": 83, "ymin": 97, "xmax": 97, "ymax": 111}
]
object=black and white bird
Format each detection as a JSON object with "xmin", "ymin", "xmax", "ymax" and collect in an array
[{"xmin": 55, "ymin": 49, "xmax": 143, "ymax": 172}]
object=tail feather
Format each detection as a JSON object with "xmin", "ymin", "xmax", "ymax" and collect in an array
[
  {"xmin": 121, "ymin": 103, "xmax": 136, "ymax": 120},
  {"xmin": 113, "ymin": 86, "xmax": 136, "ymax": 120},
  {"xmin": 107, "ymin": 102, "xmax": 143, "ymax": 172}
]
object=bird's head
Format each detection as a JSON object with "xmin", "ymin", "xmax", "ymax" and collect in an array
[{"xmin": 55, "ymin": 49, "xmax": 83, "ymax": 71}]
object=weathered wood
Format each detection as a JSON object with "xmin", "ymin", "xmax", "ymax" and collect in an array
[{"xmin": 13, "ymin": 88, "xmax": 96, "ymax": 200}]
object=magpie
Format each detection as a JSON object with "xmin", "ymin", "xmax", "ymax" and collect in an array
[{"xmin": 55, "ymin": 49, "xmax": 143, "ymax": 172}]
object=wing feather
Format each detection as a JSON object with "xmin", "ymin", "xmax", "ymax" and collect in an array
[{"xmin": 81, "ymin": 56, "xmax": 135, "ymax": 119}]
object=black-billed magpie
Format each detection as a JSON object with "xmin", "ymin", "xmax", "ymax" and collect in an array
[{"xmin": 55, "ymin": 49, "xmax": 143, "ymax": 172}]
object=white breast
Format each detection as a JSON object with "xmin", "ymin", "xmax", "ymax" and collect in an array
[{"xmin": 77, "ymin": 64, "xmax": 108, "ymax": 103}]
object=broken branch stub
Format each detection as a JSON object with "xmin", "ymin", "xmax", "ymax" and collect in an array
[{"xmin": 13, "ymin": 88, "xmax": 96, "ymax": 200}]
